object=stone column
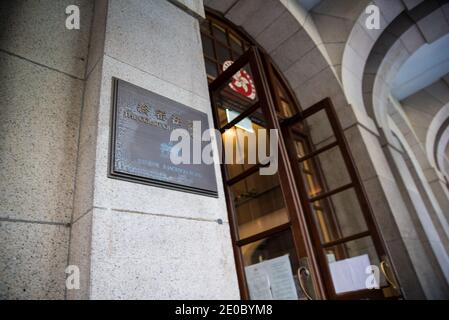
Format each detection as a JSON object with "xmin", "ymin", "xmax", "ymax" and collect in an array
[
  {"xmin": 0, "ymin": 0, "xmax": 93, "ymax": 299},
  {"xmin": 68, "ymin": 0, "xmax": 239, "ymax": 299}
]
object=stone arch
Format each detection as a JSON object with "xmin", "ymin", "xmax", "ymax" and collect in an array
[
  {"xmin": 339, "ymin": 0, "xmax": 449, "ymax": 240},
  {"xmin": 365, "ymin": 12, "xmax": 449, "ymax": 230},
  {"xmin": 435, "ymin": 125, "xmax": 449, "ymax": 179},
  {"xmin": 340, "ymin": 0, "xmax": 449, "ymax": 297},
  {"xmin": 342, "ymin": 0, "xmax": 449, "ymax": 138}
]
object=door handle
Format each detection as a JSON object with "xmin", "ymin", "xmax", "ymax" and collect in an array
[
  {"xmin": 380, "ymin": 260, "xmax": 398, "ymax": 290},
  {"xmin": 297, "ymin": 267, "xmax": 313, "ymax": 300}
]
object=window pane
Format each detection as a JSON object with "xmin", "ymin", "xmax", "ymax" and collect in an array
[
  {"xmin": 205, "ymin": 59, "xmax": 218, "ymax": 78},
  {"xmin": 241, "ymin": 230, "xmax": 306, "ymax": 300},
  {"xmin": 212, "ymin": 23, "xmax": 228, "ymax": 44},
  {"xmin": 230, "ymin": 32, "xmax": 244, "ymax": 55},
  {"xmin": 201, "ymin": 34, "xmax": 215, "ymax": 59},
  {"xmin": 293, "ymin": 137, "xmax": 368, "ymax": 244},
  {"xmin": 304, "ymin": 108, "xmax": 336, "ymax": 146},
  {"xmin": 216, "ymin": 42, "xmax": 232, "ymax": 65},
  {"xmin": 275, "ymin": 81, "xmax": 295, "ymax": 118},
  {"xmin": 221, "ymin": 115, "xmax": 270, "ymax": 179},
  {"xmin": 299, "ymin": 145, "xmax": 351, "ymax": 197},
  {"xmin": 231, "ymin": 171, "xmax": 289, "ymax": 239},
  {"xmin": 293, "ymin": 139, "xmax": 324, "ymax": 197},
  {"xmin": 213, "ymin": 62, "xmax": 259, "ymax": 126},
  {"xmin": 312, "ymin": 188, "xmax": 369, "ymax": 243},
  {"xmin": 279, "ymin": 99, "xmax": 294, "ymax": 118}
]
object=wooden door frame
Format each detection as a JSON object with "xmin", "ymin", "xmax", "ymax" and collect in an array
[
  {"xmin": 204, "ymin": 12, "xmax": 403, "ymax": 298},
  {"xmin": 281, "ymin": 99, "xmax": 403, "ymax": 299},
  {"xmin": 209, "ymin": 46, "xmax": 327, "ymax": 300}
]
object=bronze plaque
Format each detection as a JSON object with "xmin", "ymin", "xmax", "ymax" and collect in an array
[{"xmin": 109, "ymin": 78, "xmax": 218, "ymax": 197}]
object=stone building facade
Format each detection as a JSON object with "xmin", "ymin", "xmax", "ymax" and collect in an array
[{"xmin": 1, "ymin": 0, "xmax": 449, "ymax": 299}]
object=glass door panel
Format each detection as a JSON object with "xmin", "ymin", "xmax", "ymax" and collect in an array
[
  {"xmin": 281, "ymin": 98, "xmax": 402, "ymax": 300},
  {"xmin": 209, "ymin": 47, "xmax": 321, "ymax": 300},
  {"xmin": 300, "ymin": 145, "xmax": 352, "ymax": 197},
  {"xmin": 241, "ymin": 229, "xmax": 313, "ymax": 300},
  {"xmin": 221, "ymin": 116, "xmax": 269, "ymax": 180},
  {"xmin": 230, "ymin": 171, "xmax": 289, "ymax": 240},
  {"xmin": 211, "ymin": 61, "xmax": 259, "ymax": 128},
  {"xmin": 312, "ymin": 188, "xmax": 369, "ymax": 243}
]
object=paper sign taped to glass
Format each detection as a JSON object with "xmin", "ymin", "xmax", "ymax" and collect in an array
[{"xmin": 244, "ymin": 255, "xmax": 298, "ymax": 300}]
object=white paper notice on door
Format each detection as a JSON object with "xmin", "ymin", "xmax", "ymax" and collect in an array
[
  {"xmin": 245, "ymin": 255, "xmax": 298, "ymax": 300},
  {"xmin": 329, "ymin": 254, "xmax": 371, "ymax": 294},
  {"xmin": 244, "ymin": 263, "xmax": 273, "ymax": 300}
]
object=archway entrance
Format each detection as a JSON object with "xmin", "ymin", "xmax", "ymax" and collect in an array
[{"xmin": 203, "ymin": 12, "xmax": 401, "ymax": 300}]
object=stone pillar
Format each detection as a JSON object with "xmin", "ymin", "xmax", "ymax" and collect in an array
[
  {"xmin": 383, "ymin": 143, "xmax": 449, "ymax": 299},
  {"xmin": 0, "ymin": 0, "xmax": 93, "ymax": 299},
  {"xmin": 68, "ymin": 0, "xmax": 239, "ymax": 299}
]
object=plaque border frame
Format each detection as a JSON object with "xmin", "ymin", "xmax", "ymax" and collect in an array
[{"xmin": 108, "ymin": 78, "xmax": 219, "ymax": 198}]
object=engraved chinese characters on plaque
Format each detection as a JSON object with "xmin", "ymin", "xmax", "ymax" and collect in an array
[{"xmin": 109, "ymin": 78, "xmax": 218, "ymax": 197}]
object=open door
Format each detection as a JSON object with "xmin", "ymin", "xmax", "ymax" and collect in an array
[
  {"xmin": 208, "ymin": 45, "xmax": 402, "ymax": 300},
  {"xmin": 281, "ymin": 98, "xmax": 403, "ymax": 299},
  {"xmin": 209, "ymin": 47, "xmax": 325, "ymax": 300}
]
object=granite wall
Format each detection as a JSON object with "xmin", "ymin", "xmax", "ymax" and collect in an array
[
  {"xmin": 67, "ymin": 0, "xmax": 240, "ymax": 299},
  {"xmin": 0, "ymin": 0, "xmax": 93, "ymax": 299},
  {"xmin": 0, "ymin": 0, "xmax": 239, "ymax": 300}
]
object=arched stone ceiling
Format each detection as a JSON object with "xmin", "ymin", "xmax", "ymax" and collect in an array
[
  {"xmin": 338, "ymin": 0, "xmax": 449, "ymax": 144},
  {"xmin": 398, "ymin": 77, "xmax": 449, "ymax": 174},
  {"xmin": 343, "ymin": 0, "xmax": 449, "ymax": 283},
  {"xmin": 349, "ymin": 1, "xmax": 449, "ymax": 222},
  {"xmin": 392, "ymin": 33, "xmax": 449, "ymax": 100},
  {"xmin": 370, "ymin": 3, "xmax": 449, "ymax": 169}
]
